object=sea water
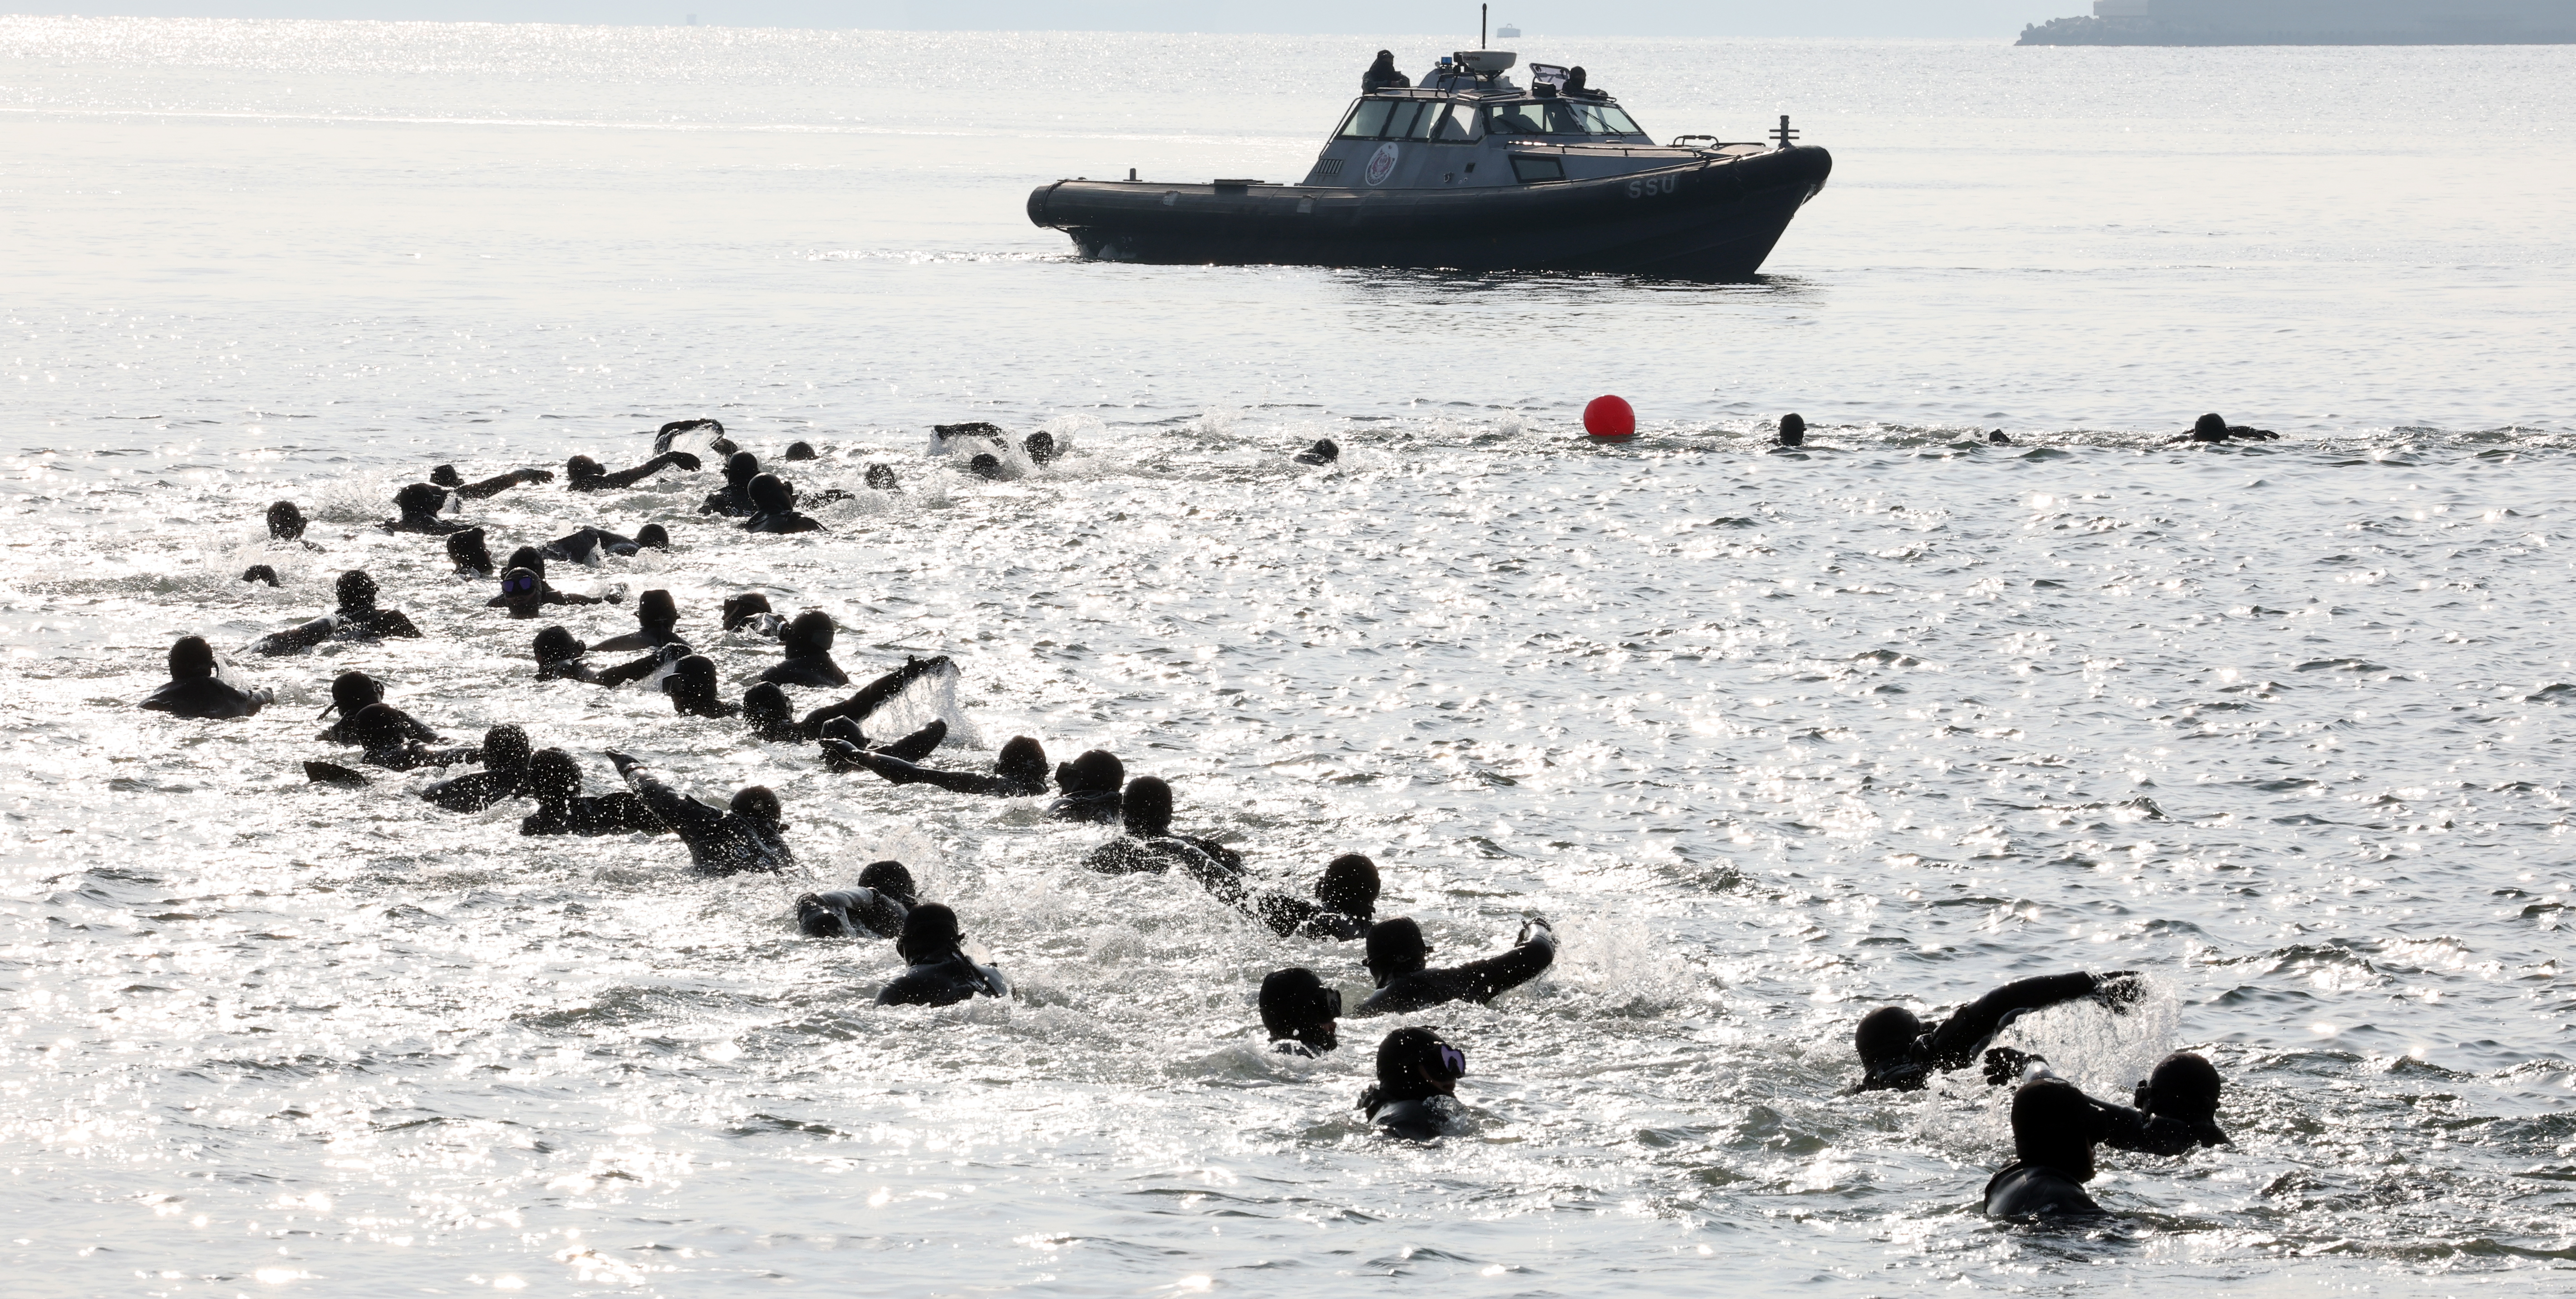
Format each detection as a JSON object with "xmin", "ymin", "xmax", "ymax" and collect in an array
[{"xmin": 3, "ymin": 16, "xmax": 2575, "ymax": 1297}]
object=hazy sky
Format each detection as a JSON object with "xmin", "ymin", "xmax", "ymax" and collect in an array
[{"xmin": 16, "ymin": 3, "xmax": 2084, "ymax": 38}]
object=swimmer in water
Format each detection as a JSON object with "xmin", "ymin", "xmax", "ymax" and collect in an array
[
  {"xmin": 265, "ymin": 501, "xmax": 324, "ymax": 549},
  {"xmin": 966, "ymin": 453, "xmax": 1007, "ymax": 482},
  {"xmin": 1245, "ymin": 853, "xmax": 1380, "ymax": 941},
  {"xmin": 1294, "ymin": 438, "xmax": 1340, "ymax": 466},
  {"xmin": 251, "ymin": 570, "xmax": 423, "ymax": 654},
  {"xmin": 316, "ymin": 670, "xmax": 438, "ymax": 745},
  {"xmin": 836, "ymin": 733, "xmax": 1048, "ymax": 797},
  {"xmin": 1355, "ymin": 916, "xmax": 1556, "ymax": 1015},
  {"xmin": 783, "ymin": 440, "xmax": 818, "ymax": 462},
  {"xmin": 1086, "ymin": 776, "xmax": 1246, "ymax": 881},
  {"xmin": 383, "ymin": 482, "xmax": 470, "ymax": 535},
  {"xmin": 742, "ymin": 651, "xmax": 951, "ymax": 738},
  {"xmin": 346, "ymin": 702, "xmax": 479, "ymax": 771},
  {"xmin": 1774, "ymin": 413, "xmax": 1807, "ymax": 448},
  {"xmin": 1852, "ymin": 970, "xmax": 2142, "ymax": 1092},
  {"xmin": 489, "ymin": 566, "xmax": 619, "ymax": 619},
  {"xmin": 1987, "ymin": 429, "xmax": 2013, "ymax": 446},
  {"xmin": 1048, "ymin": 750, "xmax": 1125, "ymax": 823},
  {"xmin": 1022, "ymin": 431, "xmax": 1059, "ymax": 466},
  {"xmin": 812, "ymin": 714, "xmax": 947, "ymax": 769},
  {"xmin": 429, "ymin": 463, "xmax": 555, "ymax": 498},
  {"xmin": 590, "ymin": 589, "xmax": 686, "ymax": 654},
  {"xmin": 742, "ymin": 474, "xmax": 826, "ymax": 533},
  {"xmin": 241, "ymin": 565, "xmax": 281, "ymax": 586},
  {"xmin": 1259, "ymin": 967, "xmax": 1342, "ymax": 1057},
  {"xmin": 662, "ymin": 654, "xmax": 740, "ymax": 719},
  {"xmin": 1982, "ymin": 1055, "xmax": 2226, "ymax": 1217},
  {"xmin": 519, "ymin": 748, "xmax": 660, "ymax": 836},
  {"xmin": 139, "ymin": 635, "xmax": 274, "ymax": 718},
  {"xmin": 700, "ymin": 451, "xmax": 763, "ymax": 517},
  {"xmin": 546, "ymin": 524, "xmax": 669, "ymax": 564},
  {"xmin": 566, "ymin": 449, "xmax": 701, "ymax": 492},
  {"xmin": 446, "ymin": 528, "xmax": 496, "ymax": 577},
  {"xmin": 532, "ymin": 625, "xmax": 668, "ymax": 686},
  {"xmin": 654, "ymin": 417, "xmax": 727, "ymax": 454},
  {"xmin": 420, "ymin": 724, "xmax": 533, "ymax": 812},
  {"xmin": 875, "ymin": 903, "xmax": 1011, "ymax": 1007},
  {"xmin": 606, "ymin": 749, "xmax": 794, "ymax": 875},
  {"xmin": 1357, "ymin": 1027, "xmax": 1467, "ymax": 1140},
  {"xmin": 795, "ymin": 860, "xmax": 916, "ymax": 939},
  {"xmin": 761, "ymin": 611, "xmax": 849, "ymax": 687},
  {"xmin": 864, "ymin": 463, "xmax": 898, "ymax": 492},
  {"xmin": 2168, "ymin": 413, "xmax": 2281, "ymax": 444},
  {"xmin": 722, "ymin": 592, "xmax": 786, "ymax": 638}
]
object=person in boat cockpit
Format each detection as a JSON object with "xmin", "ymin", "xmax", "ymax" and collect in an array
[{"xmin": 1362, "ymin": 50, "xmax": 1407, "ymax": 92}]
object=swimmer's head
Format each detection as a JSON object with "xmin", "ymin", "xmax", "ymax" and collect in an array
[
  {"xmin": 1120, "ymin": 776, "xmax": 1175, "ymax": 838},
  {"xmin": 721, "ymin": 592, "xmax": 773, "ymax": 631},
  {"xmin": 429, "ymin": 465, "xmax": 463, "ymax": 488},
  {"xmin": 481, "ymin": 724, "xmax": 531, "ymax": 774},
  {"xmin": 1374, "ymin": 1026, "xmax": 1465, "ymax": 1100},
  {"xmin": 347, "ymin": 702, "xmax": 407, "ymax": 750},
  {"xmin": 636, "ymin": 589, "xmax": 677, "ymax": 628},
  {"xmin": 266, "ymin": 501, "xmax": 306, "ymax": 541},
  {"xmin": 2135, "ymin": 1051, "xmax": 2223, "ymax": 1127},
  {"xmin": 669, "ymin": 654, "xmax": 720, "ymax": 691},
  {"xmin": 740, "ymin": 681, "xmax": 791, "ymax": 726},
  {"xmin": 897, "ymin": 901, "xmax": 965, "ymax": 964},
  {"xmin": 2009, "ymin": 1077, "xmax": 2099, "ymax": 1182},
  {"xmin": 1855, "ymin": 1005, "xmax": 1925, "ymax": 1087},
  {"xmin": 566, "ymin": 454, "xmax": 605, "ymax": 482},
  {"xmin": 1259, "ymin": 966, "xmax": 1341, "ymax": 1050},
  {"xmin": 997, "ymin": 736, "xmax": 1048, "ymax": 787},
  {"xmin": 1364, "ymin": 917, "xmax": 1431, "ymax": 984},
  {"xmin": 1023, "ymin": 431, "xmax": 1057, "ymax": 466},
  {"xmin": 724, "ymin": 451, "xmax": 761, "ymax": 486},
  {"xmin": 446, "ymin": 527, "xmax": 494, "ymax": 575},
  {"xmin": 784, "ymin": 440, "xmax": 818, "ymax": 461},
  {"xmin": 526, "ymin": 748, "xmax": 581, "ymax": 802},
  {"xmin": 506, "ymin": 545, "xmax": 546, "ymax": 579},
  {"xmin": 395, "ymin": 482, "xmax": 449, "ymax": 520},
  {"xmin": 322, "ymin": 669, "xmax": 383, "ymax": 718},
  {"xmin": 729, "ymin": 785, "xmax": 784, "ymax": 830},
  {"xmin": 857, "ymin": 860, "xmax": 918, "ymax": 908},
  {"xmin": 499, "ymin": 567, "xmax": 545, "ymax": 613},
  {"xmin": 167, "ymin": 635, "xmax": 216, "ymax": 680},
  {"xmin": 1057, "ymin": 749, "xmax": 1125, "ymax": 796},
  {"xmin": 1987, "ymin": 429, "xmax": 2012, "ymax": 445},
  {"xmin": 747, "ymin": 473, "xmax": 795, "ymax": 515},
  {"xmin": 2194, "ymin": 413, "xmax": 2228, "ymax": 440},
  {"xmin": 1776, "ymin": 413, "xmax": 1806, "ymax": 447},
  {"xmin": 636, "ymin": 522, "xmax": 669, "ymax": 550},
  {"xmin": 1317, "ymin": 854, "xmax": 1381, "ymax": 916},
  {"xmin": 967, "ymin": 453, "xmax": 1005, "ymax": 481},
  {"xmin": 533, "ymin": 625, "xmax": 584, "ymax": 663},
  {"xmin": 864, "ymin": 463, "xmax": 898, "ymax": 491},
  {"xmin": 335, "ymin": 569, "xmax": 379, "ymax": 612},
  {"xmin": 782, "ymin": 610, "xmax": 835, "ymax": 657}
]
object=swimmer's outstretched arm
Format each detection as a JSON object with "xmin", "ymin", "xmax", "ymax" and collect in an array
[
  {"xmin": 835, "ymin": 748, "xmax": 1018, "ymax": 796},
  {"xmin": 589, "ymin": 652, "xmax": 662, "ymax": 689},
  {"xmin": 451, "ymin": 467, "xmax": 555, "ymax": 499},
  {"xmin": 370, "ymin": 610, "xmax": 423, "ymax": 639},
  {"xmin": 1456, "ymin": 918, "xmax": 1557, "ymax": 1002},
  {"xmin": 607, "ymin": 751, "xmax": 724, "ymax": 841},
  {"xmin": 585, "ymin": 452, "xmax": 700, "ymax": 490},
  {"xmin": 1924, "ymin": 972, "xmax": 2128, "ymax": 1068},
  {"xmin": 798, "ymin": 656, "xmax": 952, "ymax": 731},
  {"xmin": 2078, "ymin": 1087, "xmax": 2200, "ymax": 1157},
  {"xmin": 254, "ymin": 614, "xmax": 341, "ymax": 654}
]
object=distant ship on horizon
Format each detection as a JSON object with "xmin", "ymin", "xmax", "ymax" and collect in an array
[{"xmin": 2021, "ymin": 0, "xmax": 2576, "ymax": 45}]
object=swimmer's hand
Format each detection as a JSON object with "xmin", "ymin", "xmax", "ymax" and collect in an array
[
  {"xmin": 2093, "ymin": 971, "xmax": 2144, "ymax": 1007},
  {"xmin": 1983, "ymin": 1046, "xmax": 2044, "ymax": 1086},
  {"xmin": 604, "ymin": 749, "xmax": 641, "ymax": 775},
  {"xmin": 1519, "ymin": 916, "xmax": 1555, "ymax": 946},
  {"xmin": 663, "ymin": 451, "xmax": 703, "ymax": 472},
  {"xmin": 516, "ymin": 467, "xmax": 556, "ymax": 485}
]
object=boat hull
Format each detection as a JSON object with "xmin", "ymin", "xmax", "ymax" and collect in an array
[{"xmin": 1027, "ymin": 146, "xmax": 1831, "ymax": 282}]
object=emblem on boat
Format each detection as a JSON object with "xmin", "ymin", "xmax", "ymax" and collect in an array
[{"xmin": 1363, "ymin": 142, "xmax": 1401, "ymax": 186}]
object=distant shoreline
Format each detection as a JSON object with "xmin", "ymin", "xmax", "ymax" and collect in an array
[{"xmin": 2019, "ymin": 16, "xmax": 2576, "ymax": 46}]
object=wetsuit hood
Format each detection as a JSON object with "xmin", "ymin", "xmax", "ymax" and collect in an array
[
  {"xmin": 447, "ymin": 527, "xmax": 494, "ymax": 575},
  {"xmin": 348, "ymin": 702, "xmax": 408, "ymax": 750},
  {"xmin": 526, "ymin": 748, "xmax": 581, "ymax": 801},
  {"xmin": 2136, "ymin": 1051, "xmax": 2222, "ymax": 1127},
  {"xmin": 1022, "ymin": 431, "xmax": 1057, "ymax": 465},
  {"xmin": 1059, "ymin": 749, "xmax": 1124, "ymax": 796},
  {"xmin": 394, "ymin": 482, "xmax": 448, "ymax": 520},
  {"xmin": 1317, "ymin": 853, "xmax": 1380, "ymax": 916},
  {"xmin": 636, "ymin": 589, "xmax": 678, "ymax": 629},
  {"xmin": 266, "ymin": 500, "xmax": 306, "ymax": 540},
  {"xmin": 967, "ymin": 453, "xmax": 1005, "ymax": 481},
  {"xmin": 335, "ymin": 569, "xmax": 379, "ymax": 613},
  {"xmin": 1259, "ymin": 967, "xmax": 1340, "ymax": 1049},
  {"xmin": 323, "ymin": 670, "xmax": 383, "ymax": 718},
  {"xmin": 2193, "ymin": 413, "xmax": 2228, "ymax": 440},
  {"xmin": 864, "ymin": 463, "xmax": 897, "ymax": 491},
  {"xmin": 498, "ymin": 567, "xmax": 545, "ymax": 615},
  {"xmin": 1364, "ymin": 917, "xmax": 1430, "ymax": 984},
  {"xmin": 1776, "ymin": 413, "xmax": 1807, "ymax": 447},
  {"xmin": 1120, "ymin": 776, "xmax": 1174, "ymax": 838},
  {"xmin": 2011, "ymin": 1078, "xmax": 2099, "ymax": 1182},
  {"xmin": 506, "ymin": 545, "xmax": 547, "ymax": 579},
  {"xmin": 635, "ymin": 522, "xmax": 669, "ymax": 550},
  {"xmin": 168, "ymin": 635, "xmax": 217, "ymax": 680},
  {"xmin": 566, "ymin": 454, "xmax": 604, "ymax": 482},
  {"xmin": 482, "ymin": 724, "xmax": 532, "ymax": 775},
  {"xmin": 857, "ymin": 860, "xmax": 917, "ymax": 908},
  {"xmin": 729, "ymin": 785, "xmax": 784, "ymax": 830},
  {"xmin": 747, "ymin": 473, "xmax": 795, "ymax": 515},
  {"xmin": 784, "ymin": 440, "xmax": 818, "ymax": 461},
  {"xmin": 997, "ymin": 737, "xmax": 1047, "ymax": 786},
  {"xmin": 897, "ymin": 902, "xmax": 965, "ymax": 964},
  {"xmin": 670, "ymin": 654, "xmax": 720, "ymax": 691},
  {"xmin": 534, "ymin": 625, "xmax": 584, "ymax": 662},
  {"xmin": 1855, "ymin": 1005, "xmax": 1924, "ymax": 1079},
  {"xmin": 740, "ymin": 681, "xmax": 791, "ymax": 726},
  {"xmin": 722, "ymin": 592, "xmax": 774, "ymax": 631},
  {"xmin": 1368, "ymin": 1026, "xmax": 1462, "ymax": 1106},
  {"xmin": 782, "ymin": 610, "xmax": 835, "ymax": 657},
  {"xmin": 430, "ymin": 464, "xmax": 463, "ymax": 487},
  {"xmin": 723, "ymin": 451, "xmax": 760, "ymax": 487}
]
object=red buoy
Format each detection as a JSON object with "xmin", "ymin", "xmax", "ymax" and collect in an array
[{"xmin": 1583, "ymin": 394, "xmax": 1636, "ymax": 439}]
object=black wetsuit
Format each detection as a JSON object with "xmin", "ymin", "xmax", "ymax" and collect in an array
[
  {"xmin": 491, "ymin": 579, "xmax": 612, "ymax": 618},
  {"xmin": 613, "ymin": 756, "xmax": 793, "ymax": 875},
  {"xmin": 1860, "ymin": 973, "xmax": 2133, "ymax": 1092},
  {"xmin": 1983, "ymin": 1078, "xmax": 2209, "ymax": 1217},
  {"xmin": 1357, "ymin": 923, "xmax": 1556, "ymax": 1014},
  {"xmin": 840, "ymin": 748, "xmax": 1043, "ymax": 797},
  {"xmin": 320, "ymin": 703, "xmax": 438, "ymax": 747},
  {"xmin": 815, "ymin": 718, "xmax": 947, "ymax": 769},
  {"xmin": 252, "ymin": 604, "xmax": 422, "ymax": 654},
  {"xmin": 544, "ymin": 527, "xmax": 654, "ymax": 564},
  {"xmin": 876, "ymin": 951, "xmax": 1009, "ymax": 1007},
  {"xmin": 591, "ymin": 617, "xmax": 686, "ymax": 654},
  {"xmin": 1249, "ymin": 894, "xmax": 1372, "ymax": 941},
  {"xmin": 568, "ymin": 451, "xmax": 698, "ymax": 492},
  {"xmin": 1362, "ymin": 1094, "xmax": 1463, "ymax": 1141},
  {"xmin": 420, "ymin": 762, "xmax": 528, "ymax": 811},
  {"xmin": 521, "ymin": 790, "xmax": 660, "ymax": 836},
  {"xmin": 797, "ymin": 886, "xmax": 909, "ymax": 939},
  {"xmin": 139, "ymin": 641, "xmax": 272, "ymax": 719}
]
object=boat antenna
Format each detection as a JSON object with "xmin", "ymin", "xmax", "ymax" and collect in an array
[{"xmin": 1482, "ymin": 4, "xmax": 1488, "ymax": 49}]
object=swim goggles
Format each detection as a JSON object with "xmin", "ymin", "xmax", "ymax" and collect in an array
[
  {"xmin": 1436, "ymin": 1044, "xmax": 1467, "ymax": 1078},
  {"xmin": 502, "ymin": 571, "xmax": 540, "ymax": 598}
]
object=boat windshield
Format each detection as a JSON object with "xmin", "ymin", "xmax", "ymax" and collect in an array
[
  {"xmin": 1485, "ymin": 99, "xmax": 1644, "ymax": 137},
  {"xmin": 1336, "ymin": 97, "xmax": 1448, "ymax": 141}
]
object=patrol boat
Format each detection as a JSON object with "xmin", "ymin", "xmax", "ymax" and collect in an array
[{"xmin": 1026, "ymin": 51, "xmax": 1831, "ymax": 281}]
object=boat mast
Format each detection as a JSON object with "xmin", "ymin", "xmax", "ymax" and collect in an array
[{"xmin": 1481, "ymin": 5, "xmax": 1488, "ymax": 49}]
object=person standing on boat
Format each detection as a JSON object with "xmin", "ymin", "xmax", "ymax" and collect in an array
[{"xmin": 1361, "ymin": 50, "xmax": 1407, "ymax": 92}]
